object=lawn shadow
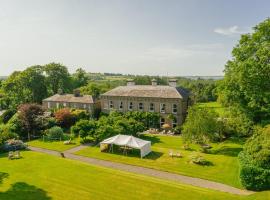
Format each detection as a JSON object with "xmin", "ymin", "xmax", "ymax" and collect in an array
[
  {"xmin": 143, "ymin": 151, "xmax": 163, "ymax": 160},
  {"xmin": 0, "ymin": 182, "xmax": 52, "ymax": 200},
  {"xmin": 0, "ymin": 172, "xmax": 9, "ymax": 184},
  {"xmin": 210, "ymin": 146, "xmax": 243, "ymax": 157},
  {"xmin": 139, "ymin": 134, "xmax": 162, "ymax": 145},
  {"xmin": 102, "ymin": 146, "xmax": 163, "ymax": 160}
]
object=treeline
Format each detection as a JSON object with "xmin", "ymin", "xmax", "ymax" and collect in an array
[{"xmin": 0, "ymin": 63, "xmax": 89, "ymax": 109}]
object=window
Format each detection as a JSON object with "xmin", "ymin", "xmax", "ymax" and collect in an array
[
  {"xmin": 48, "ymin": 102, "xmax": 51, "ymax": 109},
  {"xmin": 138, "ymin": 102, "xmax": 144, "ymax": 111},
  {"xmin": 63, "ymin": 103, "xmax": 67, "ymax": 107},
  {"xmin": 84, "ymin": 104, "xmax": 87, "ymax": 109},
  {"xmin": 128, "ymin": 102, "xmax": 133, "ymax": 110},
  {"xmin": 160, "ymin": 103, "xmax": 166, "ymax": 113},
  {"xmin": 109, "ymin": 100, "xmax": 114, "ymax": 109},
  {"xmin": 119, "ymin": 101, "xmax": 123, "ymax": 110},
  {"xmin": 160, "ymin": 118, "xmax": 165, "ymax": 127},
  {"xmin": 172, "ymin": 104, "xmax": 177, "ymax": 114},
  {"xmin": 149, "ymin": 103, "xmax": 154, "ymax": 112},
  {"xmin": 56, "ymin": 102, "xmax": 59, "ymax": 108},
  {"xmin": 172, "ymin": 118, "xmax": 177, "ymax": 128}
]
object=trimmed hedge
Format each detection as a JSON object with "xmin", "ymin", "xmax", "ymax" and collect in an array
[{"xmin": 239, "ymin": 151, "xmax": 270, "ymax": 191}]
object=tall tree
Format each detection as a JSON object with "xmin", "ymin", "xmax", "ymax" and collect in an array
[
  {"xmin": 2, "ymin": 66, "xmax": 47, "ymax": 106},
  {"xmin": 72, "ymin": 68, "xmax": 89, "ymax": 88},
  {"xmin": 182, "ymin": 106, "xmax": 219, "ymax": 144},
  {"xmin": 219, "ymin": 18, "xmax": 270, "ymax": 123},
  {"xmin": 44, "ymin": 63, "xmax": 72, "ymax": 94},
  {"xmin": 18, "ymin": 104, "xmax": 44, "ymax": 141}
]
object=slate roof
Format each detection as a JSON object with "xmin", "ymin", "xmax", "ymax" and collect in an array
[
  {"xmin": 43, "ymin": 94, "xmax": 94, "ymax": 104},
  {"xmin": 101, "ymin": 85, "xmax": 189, "ymax": 99}
]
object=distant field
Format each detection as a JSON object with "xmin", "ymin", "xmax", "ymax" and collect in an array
[{"xmin": 197, "ymin": 101, "xmax": 227, "ymax": 116}]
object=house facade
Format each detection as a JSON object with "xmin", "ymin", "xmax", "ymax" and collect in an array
[
  {"xmin": 42, "ymin": 91, "xmax": 97, "ymax": 114},
  {"xmin": 100, "ymin": 79, "xmax": 191, "ymax": 128}
]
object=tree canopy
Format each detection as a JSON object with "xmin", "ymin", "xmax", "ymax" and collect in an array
[{"xmin": 219, "ymin": 18, "xmax": 270, "ymax": 123}]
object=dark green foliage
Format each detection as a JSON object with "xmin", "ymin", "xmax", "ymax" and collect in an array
[
  {"xmin": 0, "ymin": 124, "xmax": 18, "ymax": 146},
  {"xmin": 219, "ymin": 18, "xmax": 270, "ymax": 123},
  {"xmin": 223, "ymin": 107, "xmax": 254, "ymax": 137},
  {"xmin": 44, "ymin": 63, "xmax": 72, "ymax": 94},
  {"xmin": 124, "ymin": 111, "xmax": 160, "ymax": 129},
  {"xmin": 238, "ymin": 126, "xmax": 270, "ymax": 190},
  {"xmin": 2, "ymin": 66, "xmax": 48, "ymax": 107},
  {"xmin": 177, "ymin": 78, "xmax": 218, "ymax": 103},
  {"xmin": 71, "ymin": 119, "xmax": 97, "ymax": 140},
  {"xmin": 0, "ymin": 109, "xmax": 16, "ymax": 124},
  {"xmin": 72, "ymin": 68, "xmax": 89, "ymax": 89},
  {"xmin": 182, "ymin": 106, "xmax": 220, "ymax": 144},
  {"xmin": 45, "ymin": 126, "xmax": 64, "ymax": 140},
  {"xmin": 239, "ymin": 152, "xmax": 270, "ymax": 191}
]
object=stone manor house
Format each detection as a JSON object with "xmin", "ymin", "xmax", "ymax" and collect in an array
[
  {"xmin": 43, "ymin": 79, "xmax": 191, "ymax": 128},
  {"xmin": 100, "ymin": 79, "xmax": 191, "ymax": 128}
]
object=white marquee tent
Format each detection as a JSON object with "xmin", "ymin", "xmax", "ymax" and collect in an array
[{"xmin": 100, "ymin": 134, "xmax": 151, "ymax": 158}]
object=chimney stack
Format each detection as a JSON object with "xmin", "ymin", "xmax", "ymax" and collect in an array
[
  {"xmin": 73, "ymin": 89, "xmax": 81, "ymax": 97},
  {"xmin": 168, "ymin": 79, "xmax": 177, "ymax": 87},
  {"xmin": 127, "ymin": 79, "xmax": 135, "ymax": 86},
  {"xmin": 58, "ymin": 89, "xmax": 63, "ymax": 95},
  {"xmin": 151, "ymin": 79, "xmax": 157, "ymax": 86}
]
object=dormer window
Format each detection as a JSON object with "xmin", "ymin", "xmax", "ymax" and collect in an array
[
  {"xmin": 160, "ymin": 103, "xmax": 166, "ymax": 113},
  {"xmin": 172, "ymin": 104, "xmax": 177, "ymax": 114},
  {"xmin": 138, "ymin": 103, "xmax": 144, "ymax": 111}
]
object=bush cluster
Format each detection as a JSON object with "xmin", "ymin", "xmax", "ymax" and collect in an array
[{"xmin": 238, "ymin": 126, "xmax": 270, "ymax": 191}]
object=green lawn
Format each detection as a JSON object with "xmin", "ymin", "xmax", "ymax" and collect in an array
[
  {"xmin": 0, "ymin": 151, "xmax": 269, "ymax": 200},
  {"xmin": 197, "ymin": 101, "xmax": 227, "ymax": 116},
  {"xmin": 76, "ymin": 134, "xmax": 243, "ymax": 188},
  {"xmin": 27, "ymin": 137, "xmax": 80, "ymax": 152}
]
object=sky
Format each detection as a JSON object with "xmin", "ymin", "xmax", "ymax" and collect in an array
[{"xmin": 0, "ymin": 0, "xmax": 269, "ymax": 76}]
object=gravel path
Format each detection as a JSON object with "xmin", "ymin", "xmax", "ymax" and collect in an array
[{"xmin": 28, "ymin": 146, "xmax": 254, "ymax": 196}]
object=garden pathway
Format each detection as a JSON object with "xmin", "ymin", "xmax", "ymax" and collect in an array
[{"xmin": 28, "ymin": 146, "xmax": 254, "ymax": 196}]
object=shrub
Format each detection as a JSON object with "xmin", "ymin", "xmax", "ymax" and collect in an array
[
  {"xmin": 0, "ymin": 124, "xmax": 18, "ymax": 146},
  {"xmin": 0, "ymin": 109, "xmax": 16, "ymax": 124},
  {"xmin": 71, "ymin": 119, "xmax": 96, "ymax": 139},
  {"xmin": 182, "ymin": 106, "xmax": 220, "ymax": 144},
  {"xmin": 238, "ymin": 125, "xmax": 270, "ymax": 191},
  {"xmin": 239, "ymin": 152, "xmax": 270, "ymax": 191},
  {"xmin": 3, "ymin": 139, "xmax": 27, "ymax": 151},
  {"xmin": 189, "ymin": 153, "xmax": 211, "ymax": 166},
  {"xmin": 46, "ymin": 126, "xmax": 64, "ymax": 140},
  {"xmin": 72, "ymin": 109, "xmax": 90, "ymax": 121},
  {"xmin": 54, "ymin": 108, "xmax": 75, "ymax": 128}
]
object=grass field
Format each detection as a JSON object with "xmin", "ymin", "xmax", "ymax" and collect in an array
[
  {"xmin": 76, "ymin": 134, "xmax": 244, "ymax": 188},
  {"xmin": 27, "ymin": 138, "xmax": 80, "ymax": 152},
  {"xmin": 196, "ymin": 101, "xmax": 227, "ymax": 116},
  {"xmin": 0, "ymin": 151, "xmax": 269, "ymax": 200}
]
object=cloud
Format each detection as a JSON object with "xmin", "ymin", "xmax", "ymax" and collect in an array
[{"xmin": 214, "ymin": 25, "xmax": 250, "ymax": 36}]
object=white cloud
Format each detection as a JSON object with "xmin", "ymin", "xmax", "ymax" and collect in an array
[{"xmin": 214, "ymin": 25, "xmax": 250, "ymax": 36}]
